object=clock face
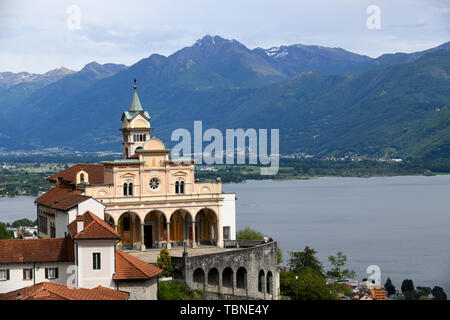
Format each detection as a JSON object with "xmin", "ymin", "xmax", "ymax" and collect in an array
[{"xmin": 149, "ymin": 177, "xmax": 160, "ymax": 191}]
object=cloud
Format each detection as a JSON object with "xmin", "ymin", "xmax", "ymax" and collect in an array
[{"xmin": 0, "ymin": 0, "xmax": 448, "ymax": 73}]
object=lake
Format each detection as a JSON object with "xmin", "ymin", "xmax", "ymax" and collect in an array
[
  {"xmin": 223, "ymin": 175, "xmax": 450, "ymax": 294},
  {"xmin": 1, "ymin": 176, "xmax": 449, "ymax": 294}
]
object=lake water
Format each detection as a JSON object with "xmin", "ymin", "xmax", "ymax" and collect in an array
[
  {"xmin": 1, "ymin": 176, "xmax": 449, "ymax": 294},
  {"xmin": 223, "ymin": 175, "xmax": 450, "ymax": 294}
]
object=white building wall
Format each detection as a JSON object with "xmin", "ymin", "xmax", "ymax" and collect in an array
[
  {"xmin": 0, "ymin": 262, "xmax": 74, "ymax": 293},
  {"xmin": 77, "ymin": 199, "xmax": 105, "ymax": 221},
  {"xmin": 76, "ymin": 240, "xmax": 115, "ymax": 289},
  {"xmin": 55, "ymin": 210, "xmax": 69, "ymax": 238},
  {"xmin": 222, "ymin": 193, "xmax": 236, "ymax": 241}
]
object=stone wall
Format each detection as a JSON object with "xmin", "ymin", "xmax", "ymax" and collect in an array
[
  {"xmin": 115, "ymin": 277, "xmax": 158, "ymax": 300},
  {"xmin": 172, "ymin": 241, "xmax": 279, "ymax": 300}
]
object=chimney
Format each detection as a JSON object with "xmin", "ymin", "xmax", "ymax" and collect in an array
[{"xmin": 76, "ymin": 215, "xmax": 84, "ymax": 233}]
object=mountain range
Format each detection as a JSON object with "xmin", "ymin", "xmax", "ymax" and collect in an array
[{"xmin": 0, "ymin": 35, "xmax": 449, "ymax": 159}]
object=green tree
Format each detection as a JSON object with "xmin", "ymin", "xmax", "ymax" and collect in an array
[
  {"xmin": 0, "ymin": 222, "xmax": 13, "ymax": 239},
  {"xmin": 11, "ymin": 218, "xmax": 35, "ymax": 228},
  {"xmin": 384, "ymin": 277, "xmax": 396, "ymax": 296},
  {"xmin": 280, "ymin": 267, "xmax": 338, "ymax": 300},
  {"xmin": 327, "ymin": 252, "xmax": 356, "ymax": 280},
  {"xmin": 236, "ymin": 226, "xmax": 283, "ymax": 264},
  {"xmin": 236, "ymin": 226, "xmax": 264, "ymax": 240},
  {"xmin": 158, "ymin": 280, "xmax": 203, "ymax": 300},
  {"xmin": 156, "ymin": 248, "xmax": 172, "ymax": 277},
  {"xmin": 288, "ymin": 246, "xmax": 324, "ymax": 275},
  {"xmin": 431, "ymin": 286, "xmax": 447, "ymax": 300},
  {"xmin": 401, "ymin": 279, "xmax": 415, "ymax": 293}
]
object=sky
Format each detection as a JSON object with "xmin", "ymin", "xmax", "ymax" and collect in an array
[{"xmin": 0, "ymin": 0, "xmax": 449, "ymax": 73}]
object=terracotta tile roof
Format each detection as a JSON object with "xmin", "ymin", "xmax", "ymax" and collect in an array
[
  {"xmin": 35, "ymin": 185, "xmax": 90, "ymax": 210},
  {"xmin": 113, "ymin": 249, "xmax": 163, "ymax": 280},
  {"xmin": 46, "ymin": 164, "xmax": 104, "ymax": 185},
  {"xmin": 0, "ymin": 237, "xmax": 74, "ymax": 263},
  {"xmin": 68, "ymin": 211, "xmax": 120, "ymax": 240},
  {"xmin": 0, "ymin": 282, "xmax": 129, "ymax": 300}
]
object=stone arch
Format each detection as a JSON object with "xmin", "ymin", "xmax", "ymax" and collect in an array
[
  {"xmin": 200, "ymin": 186, "xmax": 212, "ymax": 194},
  {"xmin": 258, "ymin": 270, "xmax": 265, "ymax": 293},
  {"xmin": 222, "ymin": 267, "xmax": 233, "ymax": 288},
  {"xmin": 173, "ymin": 268, "xmax": 183, "ymax": 280},
  {"xmin": 236, "ymin": 267, "xmax": 247, "ymax": 292},
  {"xmin": 117, "ymin": 211, "xmax": 141, "ymax": 249},
  {"xmin": 194, "ymin": 208, "xmax": 218, "ymax": 245},
  {"xmin": 193, "ymin": 268, "xmax": 205, "ymax": 290},
  {"xmin": 168, "ymin": 209, "xmax": 194, "ymax": 246},
  {"xmin": 207, "ymin": 268, "xmax": 219, "ymax": 292},
  {"xmin": 142, "ymin": 210, "xmax": 165, "ymax": 248},
  {"xmin": 267, "ymin": 271, "xmax": 273, "ymax": 294}
]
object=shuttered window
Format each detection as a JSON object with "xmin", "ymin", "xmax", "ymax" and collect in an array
[
  {"xmin": 0, "ymin": 269, "xmax": 9, "ymax": 281},
  {"xmin": 23, "ymin": 268, "xmax": 33, "ymax": 280},
  {"xmin": 45, "ymin": 268, "xmax": 59, "ymax": 279}
]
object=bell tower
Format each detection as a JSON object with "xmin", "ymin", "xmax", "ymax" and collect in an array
[{"xmin": 120, "ymin": 79, "xmax": 152, "ymax": 159}]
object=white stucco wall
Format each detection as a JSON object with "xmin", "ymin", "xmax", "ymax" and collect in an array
[
  {"xmin": 0, "ymin": 262, "xmax": 74, "ymax": 293},
  {"xmin": 76, "ymin": 240, "xmax": 116, "ymax": 289},
  {"xmin": 222, "ymin": 193, "xmax": 236, "ymax": 240},
  {"xmin": 68, "ymin": 199, "xmax": 105, "ymax": 224}
]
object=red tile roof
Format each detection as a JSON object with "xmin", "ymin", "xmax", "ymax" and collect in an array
[
  {"xmin": 0, "ymin": 282, "xmax": 129, "ymax": 300},
  {"xmin": 114, "ymin": 249, "xmax": 163, "ymax": 280},
  {"xmin": 68, "ymin": 211, "xmax": 120, "ymax": 240},
  {"xmin": 0, "ymin": 237, "xmax": 74, "ymax": 263},
  {"xmin": 46, "ymin": 164, "xmax": 104, "ymax": 185},
  {"xmin": 35, "ymin": 185, "xmax": 90, "ymax": 210}
]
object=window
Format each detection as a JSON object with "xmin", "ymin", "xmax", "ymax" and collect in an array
[
  {"xmin": 45, "ymin": 268, "xmax": 58, "ymax": 279},
  {"xmin": 0, "ymin": 269, "xmax": 9, "ymax": 281},
  {"xmin": 123, "ymin": 183, "xmax": 128, "ymax": 196},
  {"xmin": 223, "ymin": 226, "xmax": 231, "ymax": 240},
  {"xmin": 93, "ymin": 253, "xmax": 101, "ymax": 270},
  {"xmin": 175, "ymin": 181, "xmax": 179, "ymax": 194},
  {"xmin": 149, "ymin": 178, "xmax": 160, "ymax": 191},
  {"xmin": 38, "ymin": 214, "xmax": 48, "ymax": 234},
  {"xmin": 143, "ymin": 134, "xmax": 146, "ymax": 141},
  {"xmin": 128, "ymin": 183, "xmax": 133, "ymax": 196},
  {"xmin": 50, "ymin": 222, "xmax": 56, "ymax": 238},
  {"xmin": 180, "ymin": 181, "xmax": 185, "ymax": 194},
  {"xmin": 23, "ymin": 268, "xmax": 33, "ymax": 280},
  {"xmin": 80, "ymin": 173, "xmax": 85, "ymax": 183}
]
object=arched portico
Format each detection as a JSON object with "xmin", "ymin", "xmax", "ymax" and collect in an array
[
  {"xmin": 118, "ymin": 211, "xmax": 141, "ymax": 249},
  {"xmin": 195, "ymin": 208, "xmax": 218, "ymax": 246},
  {"xmin": 142, "ymin": 210, "xmax": 165, "ymax": 249}
]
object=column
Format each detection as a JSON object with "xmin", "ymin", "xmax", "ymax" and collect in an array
[
  {"xmin": 131, "ymin": 215, "xmax": 136, "ymax": 246},
  {"xmin": 192, "ymin": 221, "xmax": 197, "ymax": 248},
  {"xmin": 182, "ymin": 217, "xmax": 185, "ymax": 243},
  {"xmin": 140, "ymin": 223, "xmax": 145, "ymax": 251},
  {"xmin": 166, "ymin": 221, "xmax": 171, "ymax": 249},
  {"xmin": 157, "ymin": 215, "xmax": 161, "ymax": 247},
  {"xmin": 217, "ymin": 208, "xmax": 223, "ymax": 248}
]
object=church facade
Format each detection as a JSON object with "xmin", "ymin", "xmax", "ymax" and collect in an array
[{"xmin": 36, "ymin": 82, "xmax": 236, "ymax": 252}]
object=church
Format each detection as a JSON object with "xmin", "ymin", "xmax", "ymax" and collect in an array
[{"xmin": 35, "ymin": 80, "xmax": 236, "ymax": 251}]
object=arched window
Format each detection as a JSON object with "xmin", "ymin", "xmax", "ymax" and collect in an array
[
  {"xmin": 175, "ymin": 181, "xmax": 179, "ymax": 194},
  {"xmin": 128, "ymin": 183, "xmax": 133, "ymax": 196},
  {"xmin": 180, "ymin": 181, "xmax": 185, "ymax": 194},
  {"xmin": 80, "ymin": 173, "xmax": 85, "ymax": 183},
  {"xmin": 123, "ymin": 183, "xmax": 128, "ymax": 196}
]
